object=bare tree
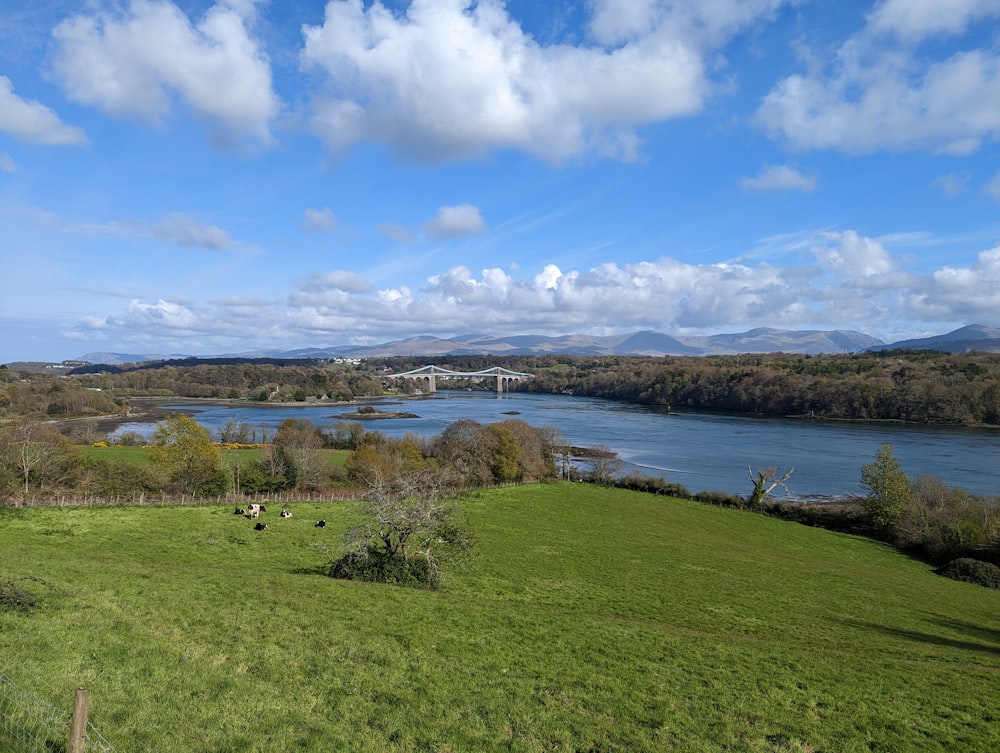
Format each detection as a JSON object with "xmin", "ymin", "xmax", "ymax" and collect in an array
[
  {"xmin": 331, "ymin": 463, "xmax": 468, "ymax": 588},
  {"xmin": 747, "ymin": 466, "xmax": 794, "ymax": 509},
  {"xmin": 0, "ymin": 422, "xmax": 79, "ymax": 496},
  {"xmin": 587, "ymin": 445, "xmax": 624, "ymax": 485}
]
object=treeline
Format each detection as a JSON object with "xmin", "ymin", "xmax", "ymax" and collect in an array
[
  {"xmin": 0, "ymin": 367, "xmax": 125, "ymax": 419},
  {"xmin": 74, "ymin": 360, "xmax": 386, "ymax": 402},
  {"xmin": 0, "ymin": 414, "xmax": 559, "ymax": 504},
  {"xmin": 5, "ymin": 348, "xmax": 1000, "ymax": 426},
  {"xmin": 1, "ymin": 361, "xmax": 385, "ymax": 418},
  {"xmin": 375, "ymin": 350, "xmax": 1000, "ymax": 425}
]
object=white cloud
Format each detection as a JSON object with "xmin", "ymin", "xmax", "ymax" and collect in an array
[
  {"xmin": 0, "ymin": 153, "xmax": 16, "ymax": 172},
  {"xmin": 50, "ymin": 0, "xmax": 279, "ymax": 150},
  {"xmin": 741, "ymin": 164, "xmax": 816, "ymax": 192},
  {"xmin": 151, "ymin": 212, "xmax": 234, "ymax": 250},
  {"xmin": 933, "ymin": 172, "xmax": 970, "ymax": 196},
  {"xmin": 987, "ymin": 172, "xmax": 1000, "ymax": 203},
  {"xmin": 62, "ymin": 229, "xmax": 1000, "ymax": 353},
  {"xmin": 424, "ymin": 204, "xmax": 487, "ymax": 241},
  {"xmin": 866, "ymin": 0, "xmax": 1000, "ymax": 41},
  {"xmin": 756, "ymin": 8, "xmax": 1000, "ymax": 154},
  {"xmin": 303, "ymin": 207, "xmax": 337, "ymax": 232},
  {"xmin": 376, "ymin": 222, "xmax": 415, "ymax": 243},
  {"xmin": 0, "ymin": 75, "xmax": 89, "ymax": 146},
  {"xmin": 812, "ymin": 230, "xmax": 895, "ymax": 278},
  {"xmin": 299, "ymin": 0, "xmax": 788, "ymax": 162}
]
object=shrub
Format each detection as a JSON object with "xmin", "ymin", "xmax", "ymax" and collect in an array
[
  {"xmin": 329, "ymin": 545, "xmax": 439, "ymax": 589},
  {"xmin": 935, "ymin": 558, "xmax": 1000, "ymax": 589}
]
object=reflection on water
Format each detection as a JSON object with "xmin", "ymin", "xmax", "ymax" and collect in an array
[{"xmin": 113, "ymin": 391, "xmax": 1000, "ymax": 498}]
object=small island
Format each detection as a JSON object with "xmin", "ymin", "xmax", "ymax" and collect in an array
[{"xmin": 332, "ymin": 405, "xmax": 419, "ymax": 420}]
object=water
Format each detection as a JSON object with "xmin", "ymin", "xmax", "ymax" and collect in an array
[{"xmin": 112, "ymin": 391, "xmax": 1000, "ymax": 499}]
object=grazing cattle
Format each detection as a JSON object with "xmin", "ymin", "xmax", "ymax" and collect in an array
[
  {"xmin": 254, "ymin": 522, "xmax": 268, "ymax": 531},
  {"xmin": 280, "ymin": 509, "xmax": 292, "ymax": 518},
  {"xmin": 233, "ymin": 507, "xmax": 246, "ymax": 515},
  {"xmin": 314, "ymin": 520, "xmax": 326, "ymax": 528},
  {"xmin": 246, "ymin": 503, "xmax": 261, "ymax": 519}
]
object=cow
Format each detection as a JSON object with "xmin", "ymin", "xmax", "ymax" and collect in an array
[
  {"xmin": 314, "ymin": 519, "xmax": 327, "ymax": 528},
  {"xmin": 233, "ymin": 507, "xmax": 246, "ymax": 515},
  {"xmin": 280, "ymin": 509, "xmax": 292, "ymax": 518},
  {"xmin": 254, "ymin": 522, "xmax": 268, "ymax": 531},
  {"xmin": 246, "ymin": 503, "xmax": 262, "ymax": 519}
]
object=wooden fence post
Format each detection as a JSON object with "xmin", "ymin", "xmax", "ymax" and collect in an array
[{"xmin": 68, "ymin": 687, "xmax": 88, "ymax": 753}]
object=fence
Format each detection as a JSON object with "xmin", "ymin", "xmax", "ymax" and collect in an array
[
  {"xmin": 0, "ymin": 671, "xmax": 116, "ymax": 753},
  {"xmin": 3, "ymin": 488, "xmax": 365, "ymax": 509}
]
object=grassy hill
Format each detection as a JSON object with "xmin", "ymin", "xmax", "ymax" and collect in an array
[{"xmin": 1, "ymin": 484, "xmax": 998, "ymax": 752}]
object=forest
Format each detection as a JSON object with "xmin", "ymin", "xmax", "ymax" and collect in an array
[
  {"xmin": 375, "ymin": 350, "xmax": 1000, "ymax": 425},
  {"xmin": 3, "ymin": 349, "xmax": 1000, "ymax": 426}
]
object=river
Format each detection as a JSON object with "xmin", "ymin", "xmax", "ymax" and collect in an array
[{"xmin": 111, "ymin": 391, "xmax": 1000, "ymax": 499}]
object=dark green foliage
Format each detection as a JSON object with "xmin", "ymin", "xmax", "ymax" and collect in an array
[
  {"xmin": 614, "ymin": 473, "xmax": 691, "ymax": 499},
  {"xmin": 83, "ymin": 456, "xmax": 162, "ymax": 499},
  {"xmin": 691, "ymin": 489, "xmax": 745, "ymax": 507},
  {"xmin": 329, "ymin": 545, "xmax": 440, "ymax": 589},
  {"xmin": 935, "ymin": 558, "xmax": 1000, "ymax": 589},
  {"xmin": 861, "ymin": 443, "xmax": 913, "ymax": 533}
]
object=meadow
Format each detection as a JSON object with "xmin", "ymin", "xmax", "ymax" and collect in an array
[{"xmin": 1, "ymin": 483, "xmax": 998, "ymax": 752}]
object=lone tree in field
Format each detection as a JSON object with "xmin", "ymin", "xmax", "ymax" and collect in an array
[
  {"xmin": 332, "ymin": 443, "xmax": 470, "ymax": 589},
  {"xmin": 860, "ymin": 442, "xmax": 913, "ymax": 535},
  {"xmin": 746, "ymin": 466, "xmax": 794, "ymax": 510},
  {"xmin": 150, "ymin": 415, "xmax": 226, "ymax": 496}
]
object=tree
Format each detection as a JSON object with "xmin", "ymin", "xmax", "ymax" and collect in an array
[
  {"xmin": 330, "ymin": 463, "xmax": 468, "ymax": 589},
  {"xmin": 0, "ymin": 422, "xmax": 80, "ymax": 497},
  {"xmin": 273, "ymin": 418, "xmax": 329, "ymax": 490},
  {"xmin": 586, "ymin": 445, "xmax": 623, "ymax": 485},
  {"xmin": 150, "ymin": 415, "xmax": 225, "ymax": 496},
  {"xmin": 746, "ymin": 466, "xmax": 794, "ymax": 509},
  {"xmin": 860, "ymin": 443, "xmax": 913, "ymax": 534}
]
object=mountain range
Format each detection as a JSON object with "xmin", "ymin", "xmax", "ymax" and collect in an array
[{"xmin": 65, "ymin": 324, "xmax": 1000, "ymax": 366}]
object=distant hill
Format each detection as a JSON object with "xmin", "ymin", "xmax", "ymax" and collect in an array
[
  {"xmin": 58, "ymin": 327, "xmax": 886, "ymax": 365},
  {"xmin": 14, "ymin": 325, "xmax": 1000, "ymax": 369},
  {"xmin": 865, "ymin": 325, "xmax": 1000, "ymax": 354}
]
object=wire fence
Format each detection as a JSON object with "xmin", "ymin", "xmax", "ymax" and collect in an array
[
  {"xmin": 3, "ymin": 488, "xmax": 365, "ymax": 509},
  {"xmin": 0, "ymin": 670, "xmax": 116, "ymax": 753}
]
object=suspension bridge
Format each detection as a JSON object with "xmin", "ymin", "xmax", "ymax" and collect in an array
[{"xmin": 386, "ymin": 365, "xmax": 533, "ymax": 394}]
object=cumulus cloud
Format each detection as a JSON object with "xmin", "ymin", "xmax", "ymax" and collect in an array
[
  {"xmin": 424, "ymin": 204, "xmax": 487, "ymax": 241},
  {"xmin": 49, "ymin": 0, "xmax": 279, "ymax": 150},
  {"xmin": 866, "ymin": 0, "xmax": 1000, "ymax": 41},
  {"xmin": 741, "ymin": 164, "xmax": 816, "ymax": 192},
  {"xmin": 0, "ymin": 75, "xmax": 89, "ymax": 146},
  {"xmin": 68, "ymin": 230, "xmax": 1000, "ymax": 351},
  {"xmin": 756, "ymin": 4, "xmax": 1000, "ymax": 154},
  {"xmin": 812, "ymin": 230, "xmax": 895, "ymax": 279},
  {"xmin": 299, "ymin": 0, "xmax": 788, "ymax": 162},
  {"xmin": 303, "ymin": 207, "xmax": 338, "ymax": 232}
]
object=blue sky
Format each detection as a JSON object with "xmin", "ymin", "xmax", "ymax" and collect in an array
[{"xmin": 2, "ymin": 0, "xmax": 999, "ymax": 362}]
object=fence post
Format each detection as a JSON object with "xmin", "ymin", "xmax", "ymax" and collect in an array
[{"xmin": 68, "ymin": 687, "xmax": 88, "ymax": 753}]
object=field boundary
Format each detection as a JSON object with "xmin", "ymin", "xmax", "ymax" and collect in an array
[
  {"xmin": 2, "ymin": 489, "xmax": 364, "ymax": 509},
  {"xmin": 0, "ymin": 670, "xmax": 116, "ymax": 753}
]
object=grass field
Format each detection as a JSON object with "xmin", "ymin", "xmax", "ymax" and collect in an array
[{"xmin": 1, "ymin": 483, "xmax": 998, "ymax": 753}]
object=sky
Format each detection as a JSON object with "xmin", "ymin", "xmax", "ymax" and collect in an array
[{"xmin": 1, "ymin": 0, "xmax": 999, "ymax": 363}]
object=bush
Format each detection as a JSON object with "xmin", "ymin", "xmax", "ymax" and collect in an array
[
  {"xmin": 329, "ymin": 545, "xmax": 439, "ymax": 589},
  {"xmin": 935, "ymin": 558, "xmax": 1000, "ymax": 589}
]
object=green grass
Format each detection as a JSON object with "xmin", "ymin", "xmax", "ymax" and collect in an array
[{"xmin": 1, "ymin": 483, "xmax": 997, "ymax": 753}]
